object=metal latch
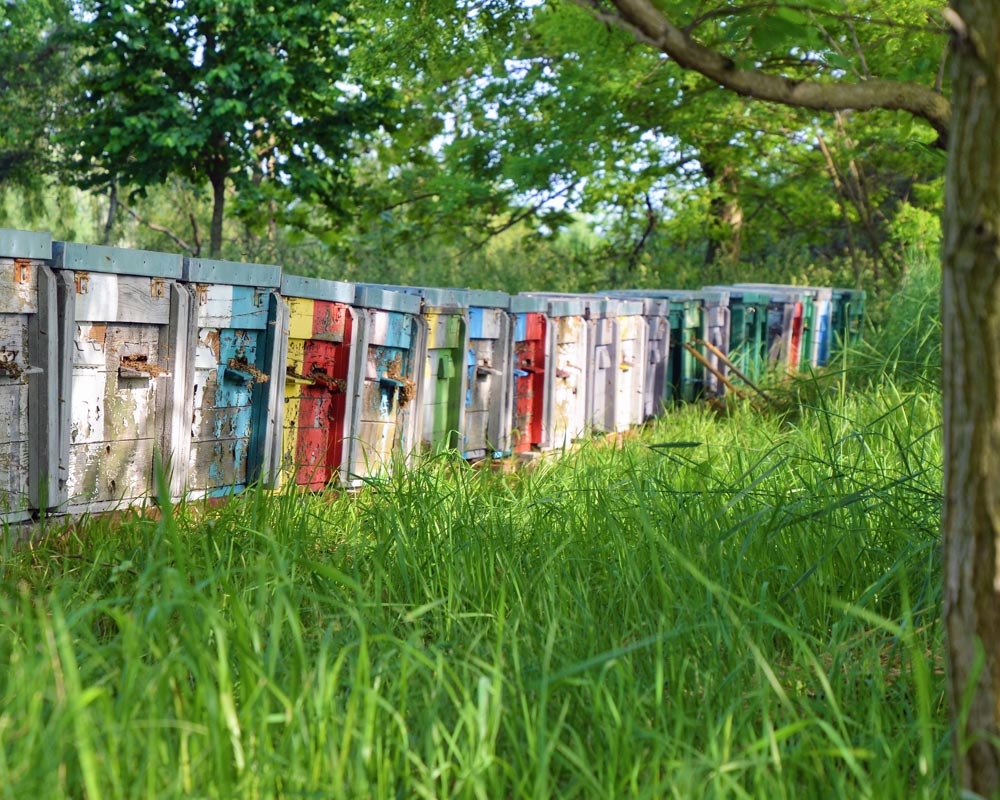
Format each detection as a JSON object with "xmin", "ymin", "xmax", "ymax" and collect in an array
[
  {"xmin": 14, "ymin": 259, "xmax": 30, "ymax": 284},
  {"xmin": 196, "ymin": 284, "xmax": 209, "ymax": 305},
  {"xmin": 150, "ymin": 278, "xmax": 166, "ymax": 298},
  {"xmin": 75, "ymin": 272, "xmax": 90, "ymax": 294}
]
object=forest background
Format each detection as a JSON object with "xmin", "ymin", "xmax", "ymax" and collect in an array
[{"xmin": 0, "ymin": 0, "xmax": 945, "ymax": 301}]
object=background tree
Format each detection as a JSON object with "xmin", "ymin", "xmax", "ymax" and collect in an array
[
  {"xmin": 61, "ymin": 0, "xmax": 395, "ymax": 258},
  {"xmin": 352, "ymin": 0, "xmax": 945, "ymax": 287},
  {"xmin": 0, "ymin": 0, "xmax": 73, "ymax": 200}
]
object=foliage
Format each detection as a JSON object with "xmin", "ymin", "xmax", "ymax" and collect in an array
[
  {"xmin": 0, "ymin": 0, "xmax": 73, "ymax": 188},
  {"xmin": 344, "ymin": 0, "xmax": 947, "ymax": 285},
  {"xmin": 60, "ymin": 0, "xmax": 396, "ymax": 257}
]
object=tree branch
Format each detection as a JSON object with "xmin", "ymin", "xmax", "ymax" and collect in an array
[
  {"xmin": 568, "ymin": 0, "xmax": 951, "ymax": 146},
  {"xmin": 118, "ymin": 201, "xmax": 197, "ymax": 254}
]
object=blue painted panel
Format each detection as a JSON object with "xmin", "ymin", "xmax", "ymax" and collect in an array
[
  {"xmin": 465, "ymin": 347, "xmax": 476, "ymax": 408},
  {"xmin": 230, "ymin": 286, "xmax": 269, "ymax": 330},
  {"xmin": 514, "ymin": 312, "xmax": 527, "ymax": 342},
  {"xmin": 468, "ymin": 307, "xmax": 485, "ymax": 340},
  {"xmin": 384, "ymin": 311, "xmax": 414, "ymax": 349},
  {"xmin": 214, "ymin": 329, "xmax": 260, "ymax": 419}
]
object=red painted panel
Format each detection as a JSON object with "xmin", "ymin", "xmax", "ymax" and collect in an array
[
  {"xmin": 788, "ymin": 301, "xmax": 804, "ymax": 367},
  {"xmin": 514, "ymin": 313, "xmax": 546, "ymax": 453},
  {"xmin": 293, "ymin": 301, "xmax": 353, "ymax": 489}
]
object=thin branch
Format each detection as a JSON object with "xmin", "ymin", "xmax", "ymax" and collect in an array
[
  {"xmin": 118, "ymin": 201, "xmax": 197, "ymax": 254},
  {"xmin": 681, "ymin": 3, "xmax": 943, "ymax": 36},
  {"xmin": 569, "ymin": 0, "xmax": 951, "ymax": 146}
]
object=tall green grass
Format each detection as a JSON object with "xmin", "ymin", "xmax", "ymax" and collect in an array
[{"xmin": 0, "ymin": 365, "xmax": 944, "ymax": 797}]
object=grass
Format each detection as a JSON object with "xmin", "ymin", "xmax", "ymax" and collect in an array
[{"xmin": 0, "ymin": 363, "xmax": 945, "ymax": 798}]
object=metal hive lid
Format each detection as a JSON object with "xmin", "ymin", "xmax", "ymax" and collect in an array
[
  {"xmin": 0, "ymin": 228, "xmax": 52, "ymax": 260},
  {"xmin": 54, "ymin": 241, "xmax": 184, "ymax": 278},
  {"xmin": 183, "ymin": 257, "xmax": 281, "ymax": 288},
  {"xmin": 280, "ymin": 274, "xmax": 355, "ymax": 304}
]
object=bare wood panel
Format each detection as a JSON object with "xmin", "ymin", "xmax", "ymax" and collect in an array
[
  {"xmin": 188, "ymin": 437, "xmax": 249, "ymax": 490},
  {"xmin": 113, "ymin": 276, "xmax": 172, "ymax": 325},
  {"xmin": 66, "ymin": 437, "xmax": 154, "ymax": 505},
  {"xmin": 0, "ymin": 439, "xmax": 29, "ymax": 502},
  {"xmin": 352, "ymin": 420, "xmax": 398, "ymax": 476},
  {"xmin": 0, "ymin": 384, "xmax": 27, "ymax": 445},
  {"xmin": 464, "ymin": 410, "xmax": 490, "ymax": 453}
]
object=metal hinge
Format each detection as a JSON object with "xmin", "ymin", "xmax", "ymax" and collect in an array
[{"xmin": 13, "ymin": 259, "xmax": 30, "ymax": 285}]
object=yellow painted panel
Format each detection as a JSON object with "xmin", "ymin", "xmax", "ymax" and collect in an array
[
  {"xmin": 286, "ymin": 297, "xmax": 315, "ymax": 340},
  {"xmin": 277, "ymin": 384, "xmax": 302, "ymax": 490}
]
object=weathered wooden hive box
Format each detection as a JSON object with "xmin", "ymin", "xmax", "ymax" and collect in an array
[
  {"xmin": 180, "ymin": 257, "xmax": 283, "ymax": 498},
  {"xmin": 50, "ymin": 241, "xmax": 188, "ymax": 512},
  {"xmin": 277, "ymin": 275, "xmax": 359, "ymax": 491},
  {"xmin": 0, "ymin": 229, "xmax": 58, "ymax": 520},
  {"xmin": 733, "ymin": 284, "xmax": 807, "ymax": 372},
  {"xmin": 705, "ymin": 286, "xmax": 770, "ymax": 383},
  {"xmin": 796, "ymin": 286, "xmax": 834, "ymax": 367},
  {"xmin": 697, "ymin": 289, "xmax": 732, "ymax": 397},
  {"xmin": 508, "ymin": 295, "xmax": 552, "ymax": 455},
  {"xmin": 459, "ymin": 289, "xmax": 514, "ymax": 460},
  {"xmin": 348, "ymin": 285, "xmax": 424, "ymax": 484}
]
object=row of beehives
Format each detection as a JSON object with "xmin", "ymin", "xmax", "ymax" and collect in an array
[{"xmin": 0, "ymin": 228, "xmax": 864, "ymax": 521}]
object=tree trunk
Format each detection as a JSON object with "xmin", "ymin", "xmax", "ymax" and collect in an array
[
  {"xmin": 942, "ymin": 2, "xmax": 1000, "ymax": 794},
  {"xmin": 702, "ymin": 158, "xmax": 743, "ymax": 268},
  {"xmin": 209, "ymin": 170, "xmax": 226, "ymax": 259}
]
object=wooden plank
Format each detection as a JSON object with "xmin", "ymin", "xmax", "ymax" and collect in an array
[
  {"xmin": 556, "ymin": 315, "xmax": 585, "ymax": 344},
  {"xmin": 285, "ymin": 297, "xmax": 315, "ymax": 340},
  {"xmin": 66, "ymin": 437, "xmax": 154, "ymax": 505},
  {"xmin": 464, "ymin": 409, "xmax": 490, "ymax": 453},
  {"xmin": 0, "ymin": 439, "xmax": 29, "ymax": 500},
  {"xmin": 191, "ymin": 404, "xmax": 253, "ymax": 442},
  {"xmin": 473, "ymin": 308, "xmax": 504, "ymax": 339},
  {"xmin": 192, "ymin": 283, "xmax": 236, "ymax": 328},
  {"xmin": 351, "ymin": 420, "xmax": 398, "ymax": 478},
  {"xmin": 188, "ymin": 437, "xmax": 248, "ymax": 491},
  {"xmin": 114, "ymin": 276, "xmax": 172, "ymax": 325}
]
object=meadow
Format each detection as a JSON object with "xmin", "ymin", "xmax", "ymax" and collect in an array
[{"xmin": 0, "ymin": 269, "xmax": 945, "ymax": 798}]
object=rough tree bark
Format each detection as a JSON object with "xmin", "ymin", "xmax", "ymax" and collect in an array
[{"xmin": 942, "ymin": 2, "xmax": 1000, "ymax": 794}]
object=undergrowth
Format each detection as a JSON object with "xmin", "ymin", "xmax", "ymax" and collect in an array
[{"xmin": 0, "ymin": 367, "xmax": 944, "ymax": 797}]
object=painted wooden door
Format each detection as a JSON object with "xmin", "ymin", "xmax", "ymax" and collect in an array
[
  {"xmin": 701, "ymin": 301, "xmax": 730, "ymax": 397},
  {"xmin": 615, "ymin": 314, "xmax": 644, "ymax": 432},
  {"xmin": 351, "ymin": 309, "xmax": 419, "ymax": 481},
  {"xmin": 513, "ymin": 312, "xmax": 547, "ymax": 453},
  {"xmin": 281, "ymin": 298, "xmax": 354, "ymax": 490},
  {"xmin": 188, "ymin": 283, "xmax": 272, "ymax": 497},
  {"xmin": 588, "ymin": 317, "xmax": 616, "ymax": 433},
  {"xmin": 421, "ymin": 312, "xmax": 465, "ymax": 451},
  {"xmin": 644, "ymin": 313, "xmax": 670, "ymax": 419},
  {"xmin": 62, "ymin": 272, "xmax": 179, "ymax": 509}
]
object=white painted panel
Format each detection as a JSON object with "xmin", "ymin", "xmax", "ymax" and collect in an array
[
  {"xmin": 194, "ymin": 283, "xmax": 236, "ymax": 328},
  {"xmin": 74, "ymin": 273, "xmax": 119, "ymax": 321}
]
